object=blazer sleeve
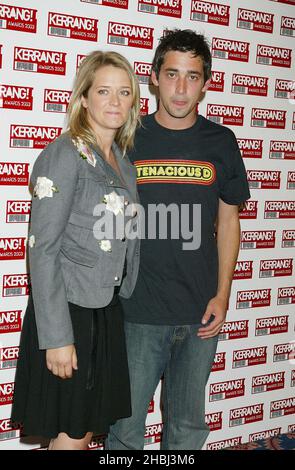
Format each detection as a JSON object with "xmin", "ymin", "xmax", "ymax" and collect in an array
[{"xmin": 28, "ymin": 137, "xmax": 78, "ymax": 350}]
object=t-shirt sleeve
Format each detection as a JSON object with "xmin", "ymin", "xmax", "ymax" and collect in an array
[{"xmin": 219, "ymin": 132, "xmax": 251, "ymax": 205}]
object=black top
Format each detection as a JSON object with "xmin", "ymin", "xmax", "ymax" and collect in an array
[{"xmin": 121, "ymin": 113, "xmax": 250, "ymax": 325}]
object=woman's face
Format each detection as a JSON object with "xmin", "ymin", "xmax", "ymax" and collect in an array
[{"xmin": 81, "ymin": 65, "xmax": 133, "ymax": 138}]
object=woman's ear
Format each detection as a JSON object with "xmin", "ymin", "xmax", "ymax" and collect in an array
[{"xmin": 81, "ymin": 95, "xmax": 88, "ymax": 109}]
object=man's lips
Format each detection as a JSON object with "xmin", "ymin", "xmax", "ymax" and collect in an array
[{"xmin": 172, "ymin": 99, "xmax": 187, "ymax": 106}]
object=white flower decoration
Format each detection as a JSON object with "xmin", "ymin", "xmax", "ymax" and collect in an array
[
  {"xmin": 103, "ymin": 191, "xmax": 124, "ymax": 216},
  {"xmin": 99, "ymin": 240, "xmax": 112, "ymax": 252},
  {"xmin": 129, "ymin": 203, "xmax": 138, "ymax": 218},
  {"xmin": 33, "ymin": 177, "xmax": 59, "ymax": 200},
  {"xmin": 29, "ymin": 235, "xmax": 35, "ymax": 248},
  {"xmin": 72, "ymin": 137, "xmax": 96, "ymax": 167}
]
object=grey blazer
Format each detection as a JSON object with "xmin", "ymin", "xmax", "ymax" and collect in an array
[{"xmin": 28, "ymin": 133, "xmax": 140, "ymax": 350}]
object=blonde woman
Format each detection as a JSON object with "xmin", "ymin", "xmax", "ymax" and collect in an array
[{"xmin": 11, "ymin": 51, "xmax": 140, "ymax": 450}]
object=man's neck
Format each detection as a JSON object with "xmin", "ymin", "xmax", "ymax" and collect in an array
[{"xmin": 154, "ymin": 110, "xmax": 198, "ymax": 130}]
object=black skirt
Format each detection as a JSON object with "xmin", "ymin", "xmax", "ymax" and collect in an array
[{"xmin": 11, "ymin": 294, "xmax": 131, "ymax": 440}]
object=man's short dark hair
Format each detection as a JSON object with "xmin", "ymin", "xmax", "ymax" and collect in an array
[{"xmin": 152, "ymin": 29, "xmax": 212, "ymax": 83}]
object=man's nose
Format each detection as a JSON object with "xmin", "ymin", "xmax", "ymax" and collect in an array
[{"xmin": 176, "ymin": 77, "xmax": 187, "ymax": 94}]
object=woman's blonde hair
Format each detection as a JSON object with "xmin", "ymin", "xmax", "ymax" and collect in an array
[{"xmin": 67, "ymin": 50, "xmax": 140, "ymax": 155}]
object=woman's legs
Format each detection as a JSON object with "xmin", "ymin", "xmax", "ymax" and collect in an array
[{"xmin": 48, "ymin": 432, "xmax": 93, "ymax": 450}]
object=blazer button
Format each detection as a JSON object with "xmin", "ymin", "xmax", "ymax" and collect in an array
[
  {"xmin": 114, "ymin": 276, "xmax": 120, "ymax": 281},
  {"xmin": 109, "ymin": 180, "xmax": 114, "ymax": 185}
]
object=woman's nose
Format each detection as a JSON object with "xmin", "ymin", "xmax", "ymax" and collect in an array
[{"xmin": 109, "ymin": 92, "xmax": 120, "ymax": 105}]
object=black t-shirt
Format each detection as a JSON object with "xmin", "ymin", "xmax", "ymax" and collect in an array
[{"xmin": 121, "ymin": 113, "xmax": 250, "ymax": 325}]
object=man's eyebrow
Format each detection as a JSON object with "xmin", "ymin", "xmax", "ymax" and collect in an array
[{"xmin": 164, "ymin": 68, "xmax": 202, "ymax": 75}]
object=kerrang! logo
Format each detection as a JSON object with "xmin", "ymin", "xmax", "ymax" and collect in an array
[
  {"xmin": 236, "ymin": 288, "xmax": 271, "ymax": 308},
  {"xmin": 264, "ymin": 201, "xmax": 295, "ymax": 219},
  {"xmin": 282, "ymin": 230, "xmax": 295, "ymax": 248},
  {"xmin": 138, "ymin": 0, "xmax": 182, "ymax": 18},
  {"xmin": 209, "ymin": 379, "xmax": 245, "ymax": 402},
  {"xmin": 277, "ymin": 286, "xmax": 295, "ymax": 306},
  {"xmin": 2, "ymin": 274, "xmax": 30, "ymax": 297},
  {"xmin": 207, "ymin": 437, "xmax": 242, "ymax": 450},
  {"xmin": 0, "ymin": 383, "xmax": 14, "ymax": 405},
  {"xmin": 14, "ymin": 47, "xmax": 67, "ymax": 75},
  {"xmin": 269, "ymin": 140, "xmax": 295, "ymax": 160},
  {"xmin": 237, "ymin": 139, "xmax": 263, "ymax": 158},
  {"xmin": 219, "ymin": 320, "xmax": 249, "ymax": 340},
  {"xmin": 108, "ymin": 22, "xmax": 153, "ymax": 49},
  {"xmin": 212, "ymin": 37, "xmax": 250, "ymax": 62},
  {"xmin": 256, "ymin": 44, "xmax": 292, "ymax": 68},
  {"xmin": 281, "ymin": 16, "xmax": 295, "ymax": 37},
  {"xmin": 233, "ymin": 261, "xmax": 253, "ymax": 280},
  {"xmin": 232, "ymin": 75, "xmax": 268, "ymax": 97},
  {"xmin": 249, "ymin": 428, "xmax": 281, "ymax": 442},
  {"xmin": 229, "ymin": 404, "xmax": 264, "ymax": 426},
  {"xmin": 207, "ymin": 104, "xmax": 244, "ymax": 126},
  {"xmin": 251, "ymin": 108, "xmax": 286, "ymax": 129},
  {"xmin": 252, "ymin": 372, "xmax": 285, "ymax": 393},
  {"xmin": 239, "ymin": 200, "xmax": 258, "ymax": 220},
  {"xmin": 0, "ymin": 310, "xmax": 22, "ymax": 334},
  {"xmin": 0, "ymin": 4, "xmax": 37, "ymax": 33},
  {"xmin": 134, "ymin": 62, "xmax": 152, "ymax": 85},
  {"xmin": 140, "ymin": 98, "xmax": 149, "ymax": 116},
  {"xmin": 0, "ymin": 162, "xmax": 29, "ymax": 186},
  {"xmin": 80, "ymin": 0, "xmax": 128, "ymax": 9},
  {"xmin": 212, "ymin": 352, "xmax": 226, "ymax": 372},
  {"xmin": 144, "ymin": 423, "xmax": 163, "ymax": 445},
  {"xmin": 0, "ymin": 238, "xmax": 26, "ymax": 260},
  {"xmin": 0, "ymin": 346, "xmax": 19, "ymax": 370},
  {"xmin": 247, "ymin": 170, "xmax": 281, "ymax": 190},
  {"xmin": 190, "ymin": 1, "xmax": 230, "ymax": 26},
  {"xmin": 270, "ymin": 397, "xmax": 295, "ymax": 418},
  {"xmin": 232, "ymin": 347, "xmax": 267, "ymax": 368},
  {"xmin": 275, "ymin": 80, "xmax": 295, "ymax": 100},
  {"xmin": 259, "ymin": 258, "xmax": 293, "ymax": 278},
  {"xmin": 44, "ymin": 89, "xmax": 72, "ymax": 113},
  {"xmin": 76, "ymin": 54, "xmax": 86, "ymax": 70},
  {"xmin": 208, "ymin": 71, "xmax": 225, "ymax": 92},
  {"xmin": 287, "ymin": 171, "xmax": 295, "ymax": 189},
  {"xmin": 48, "ymin": 12, "xmax": 99, "ymax": 42},
  {"xmin": 0, "ymin": 418, "xmax": 21, "ymax": 438},
  {"xmin": 10, "ymin": 125, "xmax": 62, "ymax": 149},
  {"xmin": 255, "ymin": 316, "xmax": 289, "ymax": 336},
  {"xmin": 273, "ymin": 343, "xmax": 294, "ymax": 363},
  {"xmin": 0, "ymin": 84, "xmax": 33, "ymax": 110},
  {"xmin": 237, "ymin": 8, "xmax": 274, "ymax": 33},
  {"xmin": 205, "ymin": 411, "xmax": 223, "ymax": 431}
]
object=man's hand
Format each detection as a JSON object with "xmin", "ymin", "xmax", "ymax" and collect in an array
[
  {"xmin": 46, "ymin": 344, "xmax": 78, "ymax": 379},
  {"xmin": 197, "ymin": 296, "xmax": 228, "ymax": 339}
]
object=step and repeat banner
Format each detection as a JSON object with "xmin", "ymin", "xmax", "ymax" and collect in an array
[{"xmin": 0, "ymin": 0, "xmax": 294, "ymax": 450}]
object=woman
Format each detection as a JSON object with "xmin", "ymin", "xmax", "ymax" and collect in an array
[{"xmin": 11, "ymin": 51, "xmax": 141, "ymax": 450}]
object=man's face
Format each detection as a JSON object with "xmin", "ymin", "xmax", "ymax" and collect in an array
[{"xmin": 151, "ymin": 50, "xmax": 210, "ymax": 128}]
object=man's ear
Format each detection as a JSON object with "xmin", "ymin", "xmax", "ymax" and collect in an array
[
  {"xmin": 151, "ymin": 70, "xmax": 159, "ymax": 87},
  {"xmin": 201, "ymin": 78, "xmax": 211, "ymax": 93}
]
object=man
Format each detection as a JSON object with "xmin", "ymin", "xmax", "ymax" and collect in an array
[{"xmin": 108, "ymin": 29, "xmax": 250, "ymax": 450}]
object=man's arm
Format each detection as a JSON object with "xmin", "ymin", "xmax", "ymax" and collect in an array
[{"xmin": 197, "ymin": 199, "xmax": 241, "ymax": 339}]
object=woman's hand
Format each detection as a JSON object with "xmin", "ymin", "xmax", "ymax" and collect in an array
[{"xmin": 46, "ymin": 345, "xmax": 78, "ymax": 379}]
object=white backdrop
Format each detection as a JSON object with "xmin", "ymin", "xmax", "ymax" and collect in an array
[{"xmin": 0, "ymin": 0, "xmax": 294, "ymax": 450}]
